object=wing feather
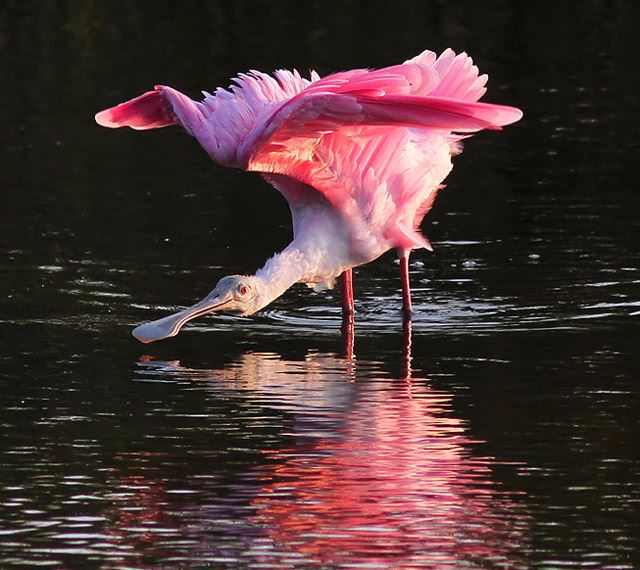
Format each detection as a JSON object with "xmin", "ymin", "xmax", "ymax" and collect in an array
[
  {"xmin": 98, "ymin": 50, "xmax": 522, "ymax": 255},
  {"xmin": 244, "ymin": 56, "xmax": 522, "ymax": 252}
]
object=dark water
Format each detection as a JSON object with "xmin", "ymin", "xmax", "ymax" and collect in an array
[{"xmin": 2, "ymin": 2, "xmax": 639, "ymax": 568}]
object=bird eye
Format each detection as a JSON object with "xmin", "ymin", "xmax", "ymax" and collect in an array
[{"xmin": 238, "ymin": 284, "xmax": 248, "ymax": 296}]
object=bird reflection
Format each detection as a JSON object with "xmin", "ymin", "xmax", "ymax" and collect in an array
[
  {"xmin": 241, "ymin": 337, "xmax": 528, "ymax": 567},
  {"xmin": 102, "ymin": 326, "xmax": 528, "ymax": 567}
]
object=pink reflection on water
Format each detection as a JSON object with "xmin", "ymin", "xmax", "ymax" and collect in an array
[
  {"xmin": 248, "ymin": 376, "xmax": 528, "ymax": 567},
  {"xmin": 119, "ymin": 335, "xmax": 529, "ymax": 567}
]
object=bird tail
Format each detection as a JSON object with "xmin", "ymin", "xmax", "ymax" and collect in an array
[{"xmin": 95, "ymin": 85, "xmax": 204, "ymax": 135}]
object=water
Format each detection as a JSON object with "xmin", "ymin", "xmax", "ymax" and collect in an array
[{"xmin": 2, "ymin": 2, "xmax": 639, "ymax": 568}]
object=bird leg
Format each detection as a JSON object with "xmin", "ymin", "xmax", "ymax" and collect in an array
[
  {"xmin": 339, "ymin": 269, "xmax": 355, "ymax": 360},
  {"xmin": 399, "ymin": 250, "xmax": 412, "ymax": 319},
  {"xmin": 341, "ymin": 310, "xmax": 355, "ymax": 360},
  {"xmin": 340, "ymin": 269, "xmax": 354, "ymax": 317}
]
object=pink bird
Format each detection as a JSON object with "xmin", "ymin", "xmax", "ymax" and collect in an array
[{"xmin": 96, "ymin": 48, "xmax": 522, "ymax": 343}]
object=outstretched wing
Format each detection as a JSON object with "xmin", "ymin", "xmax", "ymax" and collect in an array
[
  {"xmin": 95, "ymin": 85, "xmax": 206, "ymax": 135},
  {"xmin": 244, "ymin": 51, "xmax": 522, "ymax": 250}
]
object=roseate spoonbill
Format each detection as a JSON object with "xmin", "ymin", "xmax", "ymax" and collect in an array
[{"xmin": 96, "ymin": 48, "xmax": 522, "ymax": 343}]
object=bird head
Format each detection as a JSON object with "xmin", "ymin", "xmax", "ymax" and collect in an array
[
  {"xmin": 203, "ymin": 275, "xmax": 261, "ymax": 316},
  {"xmin": 132, "ymin": 275, "xmax": 261, "ymax": 343}
]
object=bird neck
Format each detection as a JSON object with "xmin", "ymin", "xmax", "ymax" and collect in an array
[
  {"xmin": 250, "ymin": 200, "xmax": 354, "ymax": 313},
  {"xmin": 253, "ymin": 245, "xmax": 310, "ymax": 311},
  {"xmin": 254, "ymin": 231, "xmax": 348, "ymax": 311}
]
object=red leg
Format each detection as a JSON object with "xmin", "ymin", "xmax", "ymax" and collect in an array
[
  {"xmin": 341, "ymin": 309, "xmax": 355, "ymax": 360},
  {"xmin": 339, "ymin": 269, "xmax": 355, "ymax": 360},
  {"xmin": 340, "ymin": 269, "xmax": 354, "ymax": 317},
  {"xmin": 399, "ymin": 250, "xmax": 412, "ymax": 319}
]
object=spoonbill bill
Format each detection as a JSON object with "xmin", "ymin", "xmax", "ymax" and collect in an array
[{"xmin": 95, "ymin": 48, "xmax": 522, "ymax": 343}]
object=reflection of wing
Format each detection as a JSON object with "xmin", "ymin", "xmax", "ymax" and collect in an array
[
  {"xmin": 130, "ymin": 352, "xmax": 529, "ymax": 567},
  {"xmin": 245, "ymin": 51, "xmax": 522, "ymax": 250},
  {"xmin": 248, "ymin": 377, "xmax": 529, "ymax": 567}
]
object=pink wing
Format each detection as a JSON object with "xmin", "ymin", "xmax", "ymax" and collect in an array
[
  {"xmin": 246, "ymin": 52, "xmax": 522, "ymax": 250},
  {"xmin": 95, "ymin": 85, "xmax": 205, "ymax": 135},
  {"xmin": 241, "ymin": 50, "xmax": 520, "ymax": 163}
]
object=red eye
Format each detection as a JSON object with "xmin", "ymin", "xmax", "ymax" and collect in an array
[{"xmin": 238, "ymin": 284, "xmax": 248, "ymax": 296}]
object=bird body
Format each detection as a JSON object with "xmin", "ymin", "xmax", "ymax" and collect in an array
[{"xmin": 96, "ymin": 48, "xmax": 522, "ymax": 342}]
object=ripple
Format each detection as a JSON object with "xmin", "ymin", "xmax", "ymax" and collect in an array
[
  {"xmin": 3, "ymin": 247, "xmax": 638, "ymax": 340},
  {"xmin": 181, "ymin": 290, "xmax": 636, "ymax": 337}
]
